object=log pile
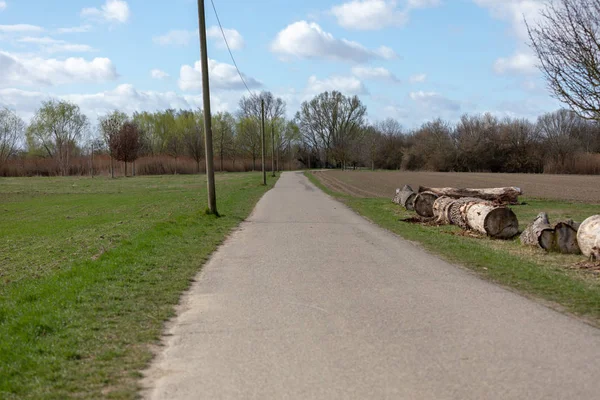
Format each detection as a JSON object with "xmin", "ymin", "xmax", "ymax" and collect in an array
[{"xmin": 393, "ymin": 184, "xmax": 600, "ymax": 258}]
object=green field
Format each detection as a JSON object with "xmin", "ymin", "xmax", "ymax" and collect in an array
[
  {"xmin": 307, "ymin": 171, "xmax": 600, "ymax": 326},
  {"xmin": 0, "ymin": 173, "xmax": 276, "ymax": 399}
]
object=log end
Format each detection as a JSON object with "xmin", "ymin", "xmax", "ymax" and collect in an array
[
  {"xmin": 414, "ymin": 192, "xmax": 439, "ymax": 218},
  {"xmin": 484, "ymin": 207, "xmax": 519, "ymax": 239}
]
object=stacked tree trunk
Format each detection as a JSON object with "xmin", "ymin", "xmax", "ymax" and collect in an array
[
  {"xmin": 393, "ymin": 185, "xmax": 520, "ymax": 239},
  {"xmin": 433, "ymin": 196, "xmax": 519, "ymax": 239},
  {"xmin": 419, "ymin": 186, "xmax": 522, "ymax": 205}
]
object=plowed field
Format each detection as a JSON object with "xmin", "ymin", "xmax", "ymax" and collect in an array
[{"xmin": 312, "ymin": 170, "xmax": 600, "ymax": 202}]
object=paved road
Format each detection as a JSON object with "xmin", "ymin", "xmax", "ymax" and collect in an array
[{"xmin": 143, "ymin": 172, "xmax": 600, "ymax": 399}]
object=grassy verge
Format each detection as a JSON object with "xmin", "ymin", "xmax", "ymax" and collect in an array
[
  {"xmin": 306, "ymin": 171, "xmax": 600, "ymax": 324},
  {"xmin": 0, "ymin": 173, "xmax": 277, "ymax": 399}
]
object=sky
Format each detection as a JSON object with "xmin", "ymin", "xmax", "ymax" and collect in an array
[{"xmin": 0, "ymin": 0, "xmax": 562, "ymax": 128}]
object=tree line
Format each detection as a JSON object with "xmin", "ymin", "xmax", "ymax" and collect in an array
[{"xmin": 1, "ymin": 91, "xmax": 600, "ymax": 177}]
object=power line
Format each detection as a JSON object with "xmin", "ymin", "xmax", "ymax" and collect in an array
[{"xmin": 209, "ymin": 0, "xmax": 259, "ymax": 101}]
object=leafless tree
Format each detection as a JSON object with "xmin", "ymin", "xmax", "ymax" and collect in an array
[
  {"xmin": 296, "ymin": 91, "xmax": 367, "ymax": 168},
  {"xmin": 527, "ymin": 0, "xmax": 600, "ymax": 120},
  {"xmin": 0, "ymin": 108, "xmax": 25, "ymax": 170}
]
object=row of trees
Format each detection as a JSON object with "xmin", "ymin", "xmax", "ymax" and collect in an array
[{"xmin": 2, "ymin": 91, "xmax": 600, "ymax": 176}]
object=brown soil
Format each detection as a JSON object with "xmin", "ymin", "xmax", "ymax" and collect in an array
[{"xmin": 313, "ymin": 170, "xmax": 600, "ymax": 203}]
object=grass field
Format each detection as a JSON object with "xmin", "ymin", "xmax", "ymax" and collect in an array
[
  {"xmin": 0, "ymin": 173, "xmax": 276, "ymax": 399},
  {"xmin": 308, "ymin": 170, "xmax": 600, "ymax": 326}
]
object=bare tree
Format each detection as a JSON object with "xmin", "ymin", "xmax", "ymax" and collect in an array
[
  {"xmin": 0, "ymin": 108, "xmax": 25, "ymax": 170},
  {"xmin": 296, "ymin": 91, "xmax": 367, "ymax": 168},
  {"xmin": 538, "ymin": 109, "xmax": 583, "ymax": 171},
  {"xmin": 527, "ymin": 0, "xmax": 600, "ymax": 120}
]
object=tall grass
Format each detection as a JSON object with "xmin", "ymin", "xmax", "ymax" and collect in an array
[{"xmin": 0, "ymin": 155, "xmax": 273, "ymax": 177}]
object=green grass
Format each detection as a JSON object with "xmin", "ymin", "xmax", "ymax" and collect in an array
[
  {"xmin": 307, "ymin": 171, "xmax": 600, "ymax": 324},
  {"xmin": 0, "ymin": 173, "xmax": 277, "ymax": 399}
]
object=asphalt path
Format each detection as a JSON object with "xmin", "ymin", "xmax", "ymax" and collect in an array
[{"xmin": 143, "ymin": 171, "xmax": 600, "ymax": 399}]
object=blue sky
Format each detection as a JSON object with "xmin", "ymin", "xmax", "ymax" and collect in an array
[{"xmin": 0, "ymin": 0, "xmax": 561, "ymax": 128}]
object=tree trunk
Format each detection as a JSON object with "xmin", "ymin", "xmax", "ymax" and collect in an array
[
  {"xmin": 393, "ymin": 185, "xmax": 417, "ymax": 211},
  {"xmin": 432, "ymin": 196, "xmax": 456, "ymax": 224},
  {"xmin": 552, "ymin": 221, "xmax": 581, "ymax": 254},
  {"xmin": 110, "ymin": 156, "xmax": 114, "ymax": 179},
  {"xmin": 577, "ymin": 215, "xmax": 600, "ymax": 260},
  {"xmin": 462, "ymin": 202, "xmax": 519, "ymax": 239},
  {"xmin": 418, "ymin": 186, "xmax": 522, "ymax": 204},
  {"xmin": 124, "ymin": 161, "xmax": 127, "ymax": 177},
  {"xmin": 414, "ymin": 191, "xmax": 439, "ymax": 218},
  {"xmin": 521, "ymin": 213, "xmax": 581, "ymax": 254},
  {"xmin": 252, "ymin": 154, "xmax": 256, "ymax": 171},
  {"xmin": 448, "ymin": 197, "xmax": 481, "ymax": 228},
  {"xmin": 520, "ymin": 212, "xmax": 554, "ymax": 249}
]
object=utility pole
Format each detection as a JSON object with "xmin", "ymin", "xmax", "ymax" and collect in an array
[
  {"xmin": 197, "ymin": 0, "xmax": 217, "ymax": 214},
  {"xmin": 261, "ymin": 99, "xmax": 266, "ymax": 185},
  {"xmin": 271, "ymin": 123, "xmax": 276, "ymax": 177}
]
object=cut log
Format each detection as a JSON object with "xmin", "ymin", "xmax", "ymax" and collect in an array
[
  {"xmin": 520, "ymin": 213, "xmax": 581, "ymax": 254},
  {"xmin": 460, "ymin": 202, "xmax": 519, "ymax": 239},
  {"xmin": 418, "ymin": 186, "xmax": 522, "ymax": 204},
  {"xmin": 448, "ymin": 197, "xmax": 482, "ymax": 229},
  {"xmin": 577, "ymin": 215, "xmax": 600, "ymax": 260},
  {"xmin": 414, "ymin": 191, "xmax": 439, "ymax": 218},
  {"xmin": 432, "ymin": 196, "xmax": 455, "ymax": 224},
  {"xmin": 520, "ymin": 212, "xmax": 554, "ymax": 250},
  {"xmin": 552, "ymin": 221, "xmax": 581, "ymax": 254},
  {"xmin": 393, "ymin": 185, "xmax": 416, "ymax": 211}
]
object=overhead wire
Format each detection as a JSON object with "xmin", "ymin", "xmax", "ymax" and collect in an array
[{"xmin": 209, "ymin": 0, "xmax": 260, "ymax": 102}]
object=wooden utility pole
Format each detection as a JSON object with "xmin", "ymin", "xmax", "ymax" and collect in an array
[
  {"xmin": 197, "ymin": 0, "xmax": 217, "ymax": 214},
  {"xmin": 271, "ymin": 123, "xmax": 276, "ymax": 177},
  {"xmin": 261, "ymin": 99, "xmax": 266, "ymax": 185}
]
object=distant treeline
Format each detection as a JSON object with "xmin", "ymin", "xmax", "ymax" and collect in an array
[{"xmin": 1, "ymin": 91, "xmax": 600, "ymax": 177}]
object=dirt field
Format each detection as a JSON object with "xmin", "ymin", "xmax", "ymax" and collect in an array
[{"xmin": 313, "ymin": 170, "xmax": 600, "ymax": 203}]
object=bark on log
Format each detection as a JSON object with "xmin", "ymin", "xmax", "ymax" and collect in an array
[
  {"xmin": 577, "ymin": 215, "xmax": 600, "ymax": 260},
  {"xmin": 432, "ymin": 196, "xmax": 455, "ymax": 224},
  {"xmin": 414, "ymin": 191, "xmax": 439, "ymax": 218},
  {"xmin": 418, "ymin": 186, "xmax": 522, "ymax": 204},
  {"xmin": 393, "ymin": 185, "xmax": 416, "ymax": 211},
  {"xmin": 460, "ymin": 201, "xmax": 519, "ymax": 239},
  {"xmin": 448, "ymin": 197, "xmax": 482, "ymax": 229},
  {"xmin": 520, "ymin": 212, "xmax": 554, "ymax": 249},
  {"xmin": 520, "ymin": 213, "xmax": 581, "ymax": 254}
]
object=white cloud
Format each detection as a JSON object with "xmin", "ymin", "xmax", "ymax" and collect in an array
[
  {"xmin": 410, "ymin": 91, "xmax": 461, "ymax": 112},
  {"xmin": 494, "ymin": 51, "xmax": 537, "ymax": 74},
  {"xmin": 17, "ymin": 37, "xmax": 95, "ymax": 53},
  {"xmin": 307, "ymin": 75, "xmax": 369, "ymax": 95},
  {"xmin": 57, "ymin": 25, "xmax": 93, "ymax": 34},
  {"xmin": 153, "ymin": 30, "xmax": 195, "ymax": 46},
  {"xmin": 150, "ymin": 69, "xmax": 169, "ymax": 80},
  {"xmin": 331, "ymin": 0, "xmax": 440, "ymax": 30},
  {"xmin": 271, "ymin": 21, "xmax": 397, "ymax": 62},
  {"xmin": 0, "ymin": 85, "xmax": 230, "ymax": 123},
  {"xmin": 0, "ymin": 51, "xmax": 118, "ymax": 87},
  {"xmin": 81, "ymin": 0, "xmax": 130, "ymax": 24},
  {"xmin": 472, "ymin": 0, "xmax": 543, "ymax": 40},
  {"xmin": 0, "ymin": 1, "xmax": 6, "ymax": 11},
  {"xmin": 178, "ymin": 59, "xmax": 262, "ymax": 91},
  {"xmin": 351, "ymin": 66, "xmax": 399, "ymax": 82},
  {"xmin": 206, "ymin": 26, "xmax": 245, "ymax": 50},
  {"xmin": 0, "ymin": 24, "xmax": 43, "ymax": 33},
  {"xmin": 409, "ymin": 73, "xmax": 427, "ymax": 83}
]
